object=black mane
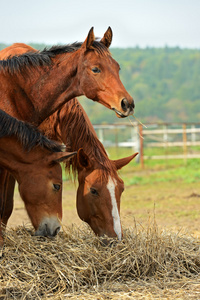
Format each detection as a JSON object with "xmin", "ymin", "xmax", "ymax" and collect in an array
[
  {"xmin": 0, "ymin": 41, "xmax": 110, "ymax": 74},
  {"xmin": 0, "ymin": 110, "xmax": 63, "ymax": 152}
]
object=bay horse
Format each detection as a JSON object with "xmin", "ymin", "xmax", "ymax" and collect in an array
[
  {"xmin": 39, "ymin": 99, "xmax": 138, "ymax": 240},
  {"xmin": 0, "ymin": 109, "xmax": 77, "ymax": 246},
  {"xmin": 0, "ymin": 27, "xmax": 134, "ymax": 124},
  {"xmin": 2, "ymin": 99, "xmax": 138, "ymax": 241},
  {"xmin": 0, "ymin": 40, "xmax": 137, "ymax": 240},
  {"xmin": 1, "ymin": 101, "xmax": 137, "ymax": 241}
]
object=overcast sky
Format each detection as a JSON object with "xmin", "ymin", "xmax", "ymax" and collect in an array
[{"xmin": 0, "ymin": 0, "xmax": 199, "ymax": 48}]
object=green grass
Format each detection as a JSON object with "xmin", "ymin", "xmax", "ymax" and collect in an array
[
  {"xmin": 106, "ymin": 146, "xmax": 200, "ymax": 186},
  {"xmin": 123, "ymin": 164, "xmax": 200, "ymax": 186},
  {"xmin": 61, "ymin": 146, "xmax": 200, "ymax": 186},
  {"xmin": 122, "ymin": 162, "xmax": 200, "ymax": 186}
]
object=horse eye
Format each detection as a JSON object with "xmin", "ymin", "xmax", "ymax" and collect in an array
[
  {"xmin": 92, "ymin": 67, "xmax": 101, "ymax": 74},
  {"xmin": 53, "ymin": 184, "xmax": 61, "ymax": 191},
  {"xmin": 90, "ymin": 187, "xmax": 98, "ymax": 196}
]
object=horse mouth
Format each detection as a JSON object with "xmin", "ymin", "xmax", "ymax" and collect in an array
[{"xmin": 112, "ymin": 108, "xmax": 134, "ymax": 118}]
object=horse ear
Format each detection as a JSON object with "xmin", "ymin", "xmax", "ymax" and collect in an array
[
  {"xmin": 77, "ymin": 148, "xmax": 91, "ymax": 169},
  {"xmin": 83, "ymin": 27, "xmax": 95, "ymax": 50},
  {"xmin": 52, "ymin": 151, "xmax": 77, "ymax": 163},
  {"xmin": 112, "ymin": 152, "xmax": 138, "ymax": 170},
  {"xmin": 100, "ymin": 27, "xmax": 113, "ymax": 48}
]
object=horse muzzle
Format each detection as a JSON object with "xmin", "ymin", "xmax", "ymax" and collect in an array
[
  {"xmin": 34, "ymin": 216, "xmax": 61, "ymax": 237},
  {"xmin": 112, "ymin": 98, "xmax": 135, "ymax": 118}
]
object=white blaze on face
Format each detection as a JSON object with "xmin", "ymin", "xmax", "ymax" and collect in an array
[{"xmin": 106, "ymin": 176, "xmax": 122, "ymax": 240}]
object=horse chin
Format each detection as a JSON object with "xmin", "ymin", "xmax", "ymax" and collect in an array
[
  {"xmin": 100, "ymin": 237, "xmax": 118, "ymax": 247},
  {"xmin": 112, "ymin": 108, "xmax": 132, "ymax": 118}
]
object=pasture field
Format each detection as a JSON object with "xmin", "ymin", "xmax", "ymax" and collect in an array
[{"xmin": 3, "ymin": 150, "xmax": 200, "ymax": 299}]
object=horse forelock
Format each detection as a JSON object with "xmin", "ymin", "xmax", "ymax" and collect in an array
[
  {"xmin": 0, "ymin": 110, "xmax": 62, "ymax": 153},
  {"xmin": 89, "ymin": 40, "xmax": 111, "ymax": 56}
]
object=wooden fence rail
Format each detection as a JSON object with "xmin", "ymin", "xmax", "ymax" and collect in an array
[{"xmin": 93, "ymin": 122, "xmax": 200, "ymax": 167}]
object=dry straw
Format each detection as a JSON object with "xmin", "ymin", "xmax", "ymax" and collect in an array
[
  {"xmin": 128, "ymin": 115, "xmax": 146, "ymax": 140},
  {"xmin": 0, "ymin": 220, "xmax": 200, "ymax": 299}
]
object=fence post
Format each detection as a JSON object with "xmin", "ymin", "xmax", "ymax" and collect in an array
[
  {"xmin": 139, "ymin": 124, "xmax": 144, "ymax": 168},
  {"xmin": 115, "ymin": 128, "xmax": 118, "ymax": 148},
  {"xmin": 98, "ymin": 128, "xmax": 104, "ymax": 143},
  {"xmin": 163, "ymin": 124, "xmax": 168, "ymax": 163},
  {"xmin": 182, "ymin": 123, "xmax": 187, "ymax": 163},
  {"xmin": 191, "ymin": 124, "xmax": 196, "ymax": 143},
  {"xmin": 132, "ymin": 125, "xmax": 140, "ymax": 163}
]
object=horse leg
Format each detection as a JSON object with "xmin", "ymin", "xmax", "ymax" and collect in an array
[
  {"xmin": 0, "ymin": 169, "xmax": 15, "ymax": 247},
  {"xmin": 0, "ymin": 168, "xmax": 8, "ymax": 246},
  {"xmin": 2, "ymin": 173, "xmax": 15, "ymax": 226}
]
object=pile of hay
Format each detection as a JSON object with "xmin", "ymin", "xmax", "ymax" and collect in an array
[{"xmin": 0, "ymin": 220, "xmax": 200, "ymax": 299}]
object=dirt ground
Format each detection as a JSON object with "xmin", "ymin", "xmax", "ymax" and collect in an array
[{"xmin": 8, "ymin": 179, "xmax": 200, "ymax": 238}]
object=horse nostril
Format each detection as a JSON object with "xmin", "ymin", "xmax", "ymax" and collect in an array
[
  {"xmin": 131, "ymin": 100, "xmax": 135, "ymax": 109},
  {"xmin": 53, "ymin": 226, "xmax": 61, "ymax": 237},
  {"xmin": 121, "ymin": 98, "xmax": 129, "ymax": 112},
  {"xmin": 44, "ymin": 223, "xmax": 49, "ymax": 236}
]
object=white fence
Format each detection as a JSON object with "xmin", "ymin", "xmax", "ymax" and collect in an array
[{"xmin": 93, "ymin": 122, "xmax": 200, "ymax": 165}]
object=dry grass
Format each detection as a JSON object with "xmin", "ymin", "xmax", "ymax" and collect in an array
[{"xmin": 0, "ymin": 220, "xmax": 200, "ymax": 299}]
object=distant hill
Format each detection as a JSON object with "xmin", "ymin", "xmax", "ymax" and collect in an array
[{"xmin": 1, "ymin": 43, "xmax": 199, "ymax": 124}]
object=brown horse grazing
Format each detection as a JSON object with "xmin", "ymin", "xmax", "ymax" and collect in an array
[
  {"xmin": 0, "ymin": 40, "xmax": 136, "ymax": 240},
  {"xmin": 40, "ymin": 99, "xmax": 138, "ymax": 240},
  {"xmin": 0, "ymin": 27, "xmax": 134, "ymax": 124},
  {"xmin": 2, "ymin": 99, "xmax": 138, "ymax": 240},
  {"xmin": 0, "ymin": 109, "xmax": 77, "ymax": 245}
]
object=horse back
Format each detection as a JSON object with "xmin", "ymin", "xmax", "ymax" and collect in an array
[{"xmin": 0, "ymin": 43, "xmax": 36, "ymax": 59}]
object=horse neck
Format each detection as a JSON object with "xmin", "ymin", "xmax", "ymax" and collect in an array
[
  {"xmin": 0, "ymin": 137, "xmax": 48, "ymax": 183},
  {"xmin": 58, "ymin": 99, "xmax": 106, "ymax": 153},
  {"xmin": 50, "ymin": 99, "xmax": 116, "ymax": 177},
  {"xmin": 0, "ymin": 51, "xmax": 81, "ymax": 125},
  {"xmin": 34, "ymin": 52, "xmax": 82, "ymax": 121}
]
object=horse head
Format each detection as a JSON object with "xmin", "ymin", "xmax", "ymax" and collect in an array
[
  {"xmin": 77, "ymin": 27, "xmax": 135, "ymax": 118},
  {"xmin": 18, "ymin": 151, "xmax": 77, "ymax": 237},
  {"xmin": 76, "ymin": 149, "xmax": 138, "ymax": 241}
]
